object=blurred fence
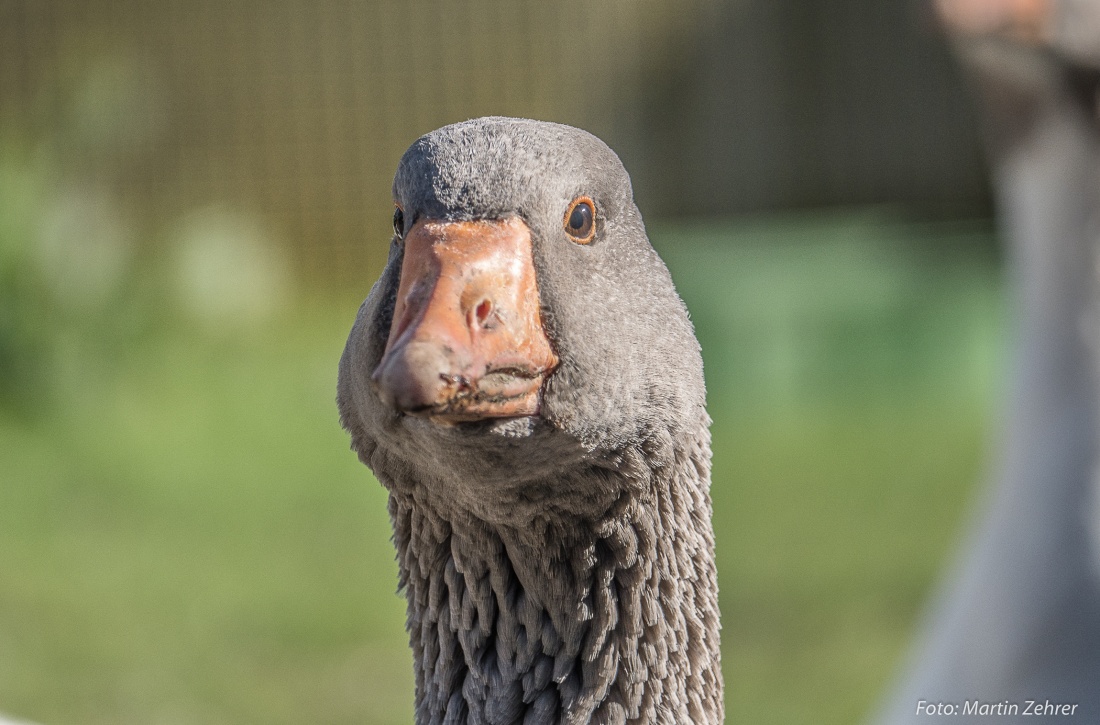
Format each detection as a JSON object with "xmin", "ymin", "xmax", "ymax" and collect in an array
[
  {"xmin": 0, "ymin": 0, "xmax": 711, "ymax": 287},
  {"xmin": 0, "ymin": 0, "xmax": 989, "ymax": 290}
]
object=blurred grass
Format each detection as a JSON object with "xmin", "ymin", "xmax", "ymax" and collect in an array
[
  {"xmin": 655, "ymin": 212, "xmax": 1002, "ymax": 724},
  {"xmin": 0, "ymin": 307, "xmax": 411, "ymax": 724},
  {"xmin": 0, "ymin": 212, "xmax": 1003, "ymax": 724}
]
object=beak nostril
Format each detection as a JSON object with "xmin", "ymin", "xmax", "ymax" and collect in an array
[{"xmin": 474, "ymin": 299, "xmax": 494, "ymax": 329}]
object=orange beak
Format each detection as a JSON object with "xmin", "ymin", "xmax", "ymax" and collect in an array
[{"xmin": 371, "ymin": 217, "xmax": 558, "ymax": 423}]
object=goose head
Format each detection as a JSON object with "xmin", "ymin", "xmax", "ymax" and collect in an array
[{"xmin": 338, "ymin": 117, "xmax": 706, "ymax": 517}]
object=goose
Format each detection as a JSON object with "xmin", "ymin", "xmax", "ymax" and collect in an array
[
  {"xmin": 874, "ymin": 26, "xmax": 1100, "ymax": 724},
  {"xmin": 337, "ymin": 117, "xmax": 723, "ymax": 724}
]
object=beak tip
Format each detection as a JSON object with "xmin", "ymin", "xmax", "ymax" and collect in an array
[{"xmin": 371, "ymin": 346, "xmax": 448, "ymax": 414}]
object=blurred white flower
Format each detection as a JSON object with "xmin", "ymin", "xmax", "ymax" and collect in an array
[
  {"xmin": 0, "ymin": 715, "xmax": 41, "ymax": 725},
  {"xmin": 171, "ymin": 205, "xmax": 292, "ymax": 327}
]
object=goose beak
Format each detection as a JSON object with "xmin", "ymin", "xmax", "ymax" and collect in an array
[{"xmin": 371, "ymin": 216, "xmax": 558, "ymax": 423}]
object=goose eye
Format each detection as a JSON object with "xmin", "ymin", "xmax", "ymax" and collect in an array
[
  {"xmin": 563, "ymin": 197, "xmax": 596, "ymax": 244},
  {"xmin": 392, "ymin": 206, "xmax": 405, "ymax": 239}
]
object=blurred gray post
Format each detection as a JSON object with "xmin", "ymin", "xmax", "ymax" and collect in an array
[{"xmin": 874, "ymin": 3, "xmax": 1100, "ymax": 722}]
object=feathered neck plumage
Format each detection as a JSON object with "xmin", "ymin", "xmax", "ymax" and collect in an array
[{"xmin": 373, "ymin": 419, "xmax": 723, "ymax": 725}]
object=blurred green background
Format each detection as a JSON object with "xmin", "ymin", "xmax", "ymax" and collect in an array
[{"xmin": 1, "ymin": 2, "xmax": 1006, "ymax": 724}]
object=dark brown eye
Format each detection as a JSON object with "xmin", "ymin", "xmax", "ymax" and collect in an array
[
  {"xmin": 392, "ymin": 205, "xmax": 405, "ymax": 239},
  {"xmin": 563, "ymin": 197, "xmax": 596, "ymax": 244}
]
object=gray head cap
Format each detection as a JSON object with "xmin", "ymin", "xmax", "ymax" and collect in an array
[{"xmin": 393, "ymin": 117, "xmax": 635, "ymax": 228}]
